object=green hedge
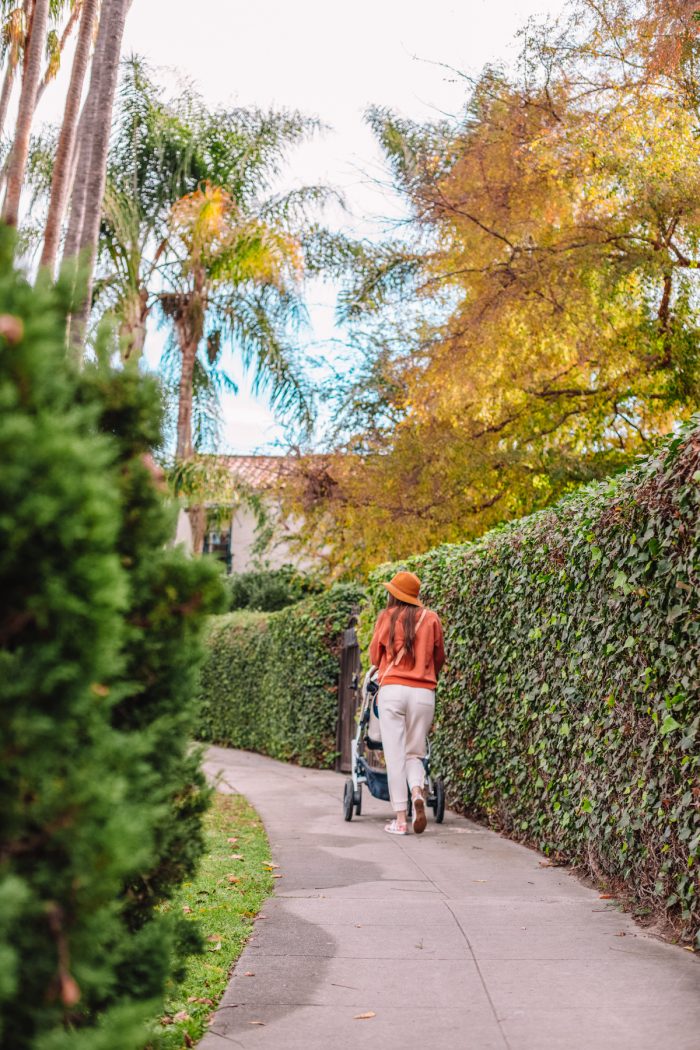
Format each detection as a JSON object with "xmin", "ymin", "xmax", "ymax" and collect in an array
[
  {"xmin": 198, "ymin": 584, "xmax": 365, "ymax": 767},
  {"xmin": 223, "ymin": 564, "xmax": 324, "ymax": 612},
  {"xmin": 361, "ymin": 423, "xmax": 700, "ymax": 945}
]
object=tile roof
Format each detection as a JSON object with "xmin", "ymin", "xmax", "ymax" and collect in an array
[{"xmin": 213, "ymin": 455, "xmax": 290, "ymax": 490}]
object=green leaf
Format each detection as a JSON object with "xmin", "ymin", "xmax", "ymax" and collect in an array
[{"xmin": 660, "ymin": 716, "xmax": 681, "ymax": 736}]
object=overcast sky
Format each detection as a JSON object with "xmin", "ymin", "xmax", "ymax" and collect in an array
[{"xmin": 42, "ymin": 0, "xmax": 568, "ymax": 452}]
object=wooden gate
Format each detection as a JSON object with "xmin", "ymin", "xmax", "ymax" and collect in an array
[{"xmin": 336, "ymin": 622, "xmax": 361, "ymax": 772}]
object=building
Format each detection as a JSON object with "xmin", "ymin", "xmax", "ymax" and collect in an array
[{"xmin": 200, "ymin": 455, "xmax": 307, "ymax": 574}]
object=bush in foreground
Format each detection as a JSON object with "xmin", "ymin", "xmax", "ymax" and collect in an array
[
  {"xmin": 0, "ymin": 240, "xmax": 223, "ymax": 1049},
  {"xmin": 362, "ymin": 423, "xmax": 700, "ymax": 944},
  {"xmin": 199, "ymin": 584, "xmax": 364, "ymax": 767}
]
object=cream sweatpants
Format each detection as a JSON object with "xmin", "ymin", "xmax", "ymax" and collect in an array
[{"xmin": 378, "ymin": 684, "xmax": 435, "ymax": 811}]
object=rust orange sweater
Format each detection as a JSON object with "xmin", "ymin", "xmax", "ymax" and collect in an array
[{"xmin": 369, "ymin": 608, "xmax": 445, "ymax": 689}]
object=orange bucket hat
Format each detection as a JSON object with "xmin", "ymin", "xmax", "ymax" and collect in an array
[{"xmin": 383, "ymin": 570, "xmax": 422, "ymax": 607}]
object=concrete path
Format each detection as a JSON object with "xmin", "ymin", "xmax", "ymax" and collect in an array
[{"xmin": 199, "ymin": 746, "xmax": 699, "ymax": 1050}]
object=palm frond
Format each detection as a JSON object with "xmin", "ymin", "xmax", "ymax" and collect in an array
[
  {"xmin": 259, "ymin": 185, "xmax": 344, "ymax": 227},
  {"xmin": 216, "ymin": 288, "xmax": 314, "ymax": 432}
]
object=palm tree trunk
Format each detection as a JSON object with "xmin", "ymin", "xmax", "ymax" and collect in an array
[
  {"xmin": 0, "ymin": 53, "xmax": 18, "ymax": 142},
  {"xmin": 34, "ymin": 0, "xmax": 83, "ymax": 109},
  {"xmin": 2, "ymin": 0, "xmax": 49, "ymax": 227},
  {"xmin": 120, "ymin": 286, "xmax": 149, "ymax": 360},
  {"xmin": 40, "ymin": 0, "xmax": 99, "ymax": 274},
  {"xmin": 170, "ymin": 279, "xmax": 207, "ymax": 552},
  {"xmin": 69, "ymin": 0, "xmax": 130, "ymax": 344},
  {"xmin": 62, "ymin": 90, "xmax": 97, "ymax": 263},
  {"xmin": 176, "ymin": 331, "xmax": 198, "ymax": 461},
  {"xmin": 188, "ymin": 505, "xmax": 208, "ymax": 556},
  {"xmin": 172, "ymin": 272, "xmax": 206, "ymax": 461}
]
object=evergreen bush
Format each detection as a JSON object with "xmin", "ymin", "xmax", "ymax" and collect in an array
[
  {"xmin": 224, "ymin": 564, "xmax": 324, "ymax": 612},
  {"xmin": 199, "ymin": 584, "xmax": 364, "ymax": 767},
  {"xmin": 0, "ymin": 236, "xmax": 223, "ymax": 1050},
  {"xmin": 361, "ymin": 422, "xmax": 700, "ymax": 945}
]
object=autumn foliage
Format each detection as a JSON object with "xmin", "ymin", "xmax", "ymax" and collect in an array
[{"xmin": 285, "ymin": 0, "xmax": 700, "ymax": 575}]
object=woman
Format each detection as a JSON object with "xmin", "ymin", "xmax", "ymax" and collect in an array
[{"xmin": 369, "ymin": 571, "xmax": 445, "ymax": 836}]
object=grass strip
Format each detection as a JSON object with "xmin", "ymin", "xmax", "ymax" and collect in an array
[{"xmin": 152, "ymin": 792, "xmax": 273, "ymax": 1048}]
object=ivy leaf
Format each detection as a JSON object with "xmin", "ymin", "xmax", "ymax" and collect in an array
[{"xmin": 660, "ymin": 715, "xmax": 681, "ymax": 736}]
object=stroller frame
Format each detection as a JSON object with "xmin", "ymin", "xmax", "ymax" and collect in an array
[{"xmin": 342, "ymin": 670, "xmax": 445, "ymax": 823}]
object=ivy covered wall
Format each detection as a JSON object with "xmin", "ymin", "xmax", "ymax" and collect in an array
[{"xmin": 362, "ymin": 423, "xmax": 700, "ymax": 944}]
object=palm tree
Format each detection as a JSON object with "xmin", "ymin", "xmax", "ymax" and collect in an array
[
  {"xmin": 98, "ymin": 64, "xmax": 329, "ymax": 424},
  {"xmin": 40, "ymin": 0, "xmax": 98, "ymax": 272},
  {"xmin": 2, "ymin": 0, "xmax": 49, "ymax": 226},
  {"xmin": 34, "ymin": 0, "xmax": 84, "ymax": 107},
  {"xmin": 63, "ymin": 0, "xmax": 131, "ymax": 343},
  {"xmin": 0, "ymin": 3, "xmax": 26, "ymax": 142},
  {"xmin": 161, "ymin": 182, "xmax": 309, "ymax": 462},
  {"xmin": 93, "ymin": 62, "xmax": 335, "ymax": 548}
]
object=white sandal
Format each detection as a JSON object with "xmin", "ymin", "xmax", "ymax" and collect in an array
[{"xmin": 384, "ymin": 819, "xmax": 407, "ymax": 835}]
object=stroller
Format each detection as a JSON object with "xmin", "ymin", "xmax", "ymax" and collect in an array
[{"xmin": 342, "ymin": 667, "xmax": 445, "ymax": 823}]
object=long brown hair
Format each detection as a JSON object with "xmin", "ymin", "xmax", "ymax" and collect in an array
[{"xmin": 386, "ymin": 594, "xmax": 419, "ymax": 666}]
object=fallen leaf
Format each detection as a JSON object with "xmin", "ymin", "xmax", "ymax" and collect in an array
[
  {"xmin": 263, "ymin": 862, "xmax": 280, "ymax": 869},
  {"xmin": 227, "ymin": 875, "xmax": 241, "ymax": 884},
  {"xmin": 160, "ymin": 1016, "xmax": 174, "ymax": 1026},
  {"xmin": 599, "ymin": 894, "xmax": 614, "ymax": 900},
  {"xmin": 472, "ymin": 880, "xmax": 487, "ymax": 884},
  {"xmin": 182, "ymin": 905, "xmax": 193, "ymax": 914},
  {"xmin": 243, "ymin": 972, "xmax": 256, "ymax": 977},
  {"xmin": 230, "ymin": 853, "xmax": 244, "ymax": 860},
  {"xmin": 208, "ymin": 942, "xmax": 222, "ymax": 952},
  {"xmin": 615, "ymin": 931, "xmax": 626, "ymax": 938},
  {"xmin": 227, "ymin": 837, "xmax": 238, "ymax": 844},
  {"xmin": 354, "ymin": 1012, "xmax": 376, "ymax": 1020},
  {"xmin": 173, "ymin": 1011, "xmax": 190, "ymax": 1022},
  {"xmin": 249, "ymin": 1021, "xmax": 266, "ymax": 1026},
  {"xmin": 184, "ymin": 1034, "xmax": 194, "ymax": 1048},
  {"xmin": 684, "ymin": 946, "xmax": 695, "ymax": 953},
  {"xmin": 272, "ymin": 874, "xmax": 284, "ymax": 879},
  {"xmin": 206, "ymin": 934, "xmax": 222, "ymax": 942},
  {"xmin": 188, "ymin": 996, "xmax": 216, "ymax": 1005}
]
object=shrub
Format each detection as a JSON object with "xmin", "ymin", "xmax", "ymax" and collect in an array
[
  {"xmin": 223, "ymin": 564, "xmax": 324, "ymax": 613},
  {"xmin": 199, "ymin": 584, "xmax": 364, "ymax": 767},
  {"xmin": 361, "ymin": 422, "xmax": 700, "ymax": 945},
  {"xmin": 79, "ymin": 363, "xmax": 225, "ymax": 989},
  {"xmin": 0, "ymin": 237, "xmax": 223, "ymax": 1050}
]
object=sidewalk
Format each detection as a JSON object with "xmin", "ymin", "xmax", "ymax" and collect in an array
[{"xmin": 199, "ymin": 746, "xmax": 700, "ymax": 1050}]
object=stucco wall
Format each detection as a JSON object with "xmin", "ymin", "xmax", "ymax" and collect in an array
[{"xmin": 229, "ymin": 503, "xmax": 314, "ymax": 572}]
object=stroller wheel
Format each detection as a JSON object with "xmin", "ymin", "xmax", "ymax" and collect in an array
[
  {"xmin": 343, "ymin": 779, "xmax": 354, "ymax": 821},
  {"xmin": 433, "ymin": 778, "xmax": 446, "ymax": 823},
  {"xmin": 354, "ymin": 786, "xmax": 362, "ymax": 816}
]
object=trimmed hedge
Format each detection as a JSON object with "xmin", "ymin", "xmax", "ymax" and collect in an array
[
  {"xmin": 198, "ymin": 584, "xmax": 365, "ymax": 767},
  {"xmin": 224, "ymin": 565, "xmax": 324, "ymax": 612},
  {"xmin": 361, "ymin": 423, "xmax": 700, "ymax": 944}
]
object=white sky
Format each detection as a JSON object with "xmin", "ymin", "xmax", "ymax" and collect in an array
[{"xmin": 41, "ymin": 0, "xmax": 568, "ymax": 452}]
